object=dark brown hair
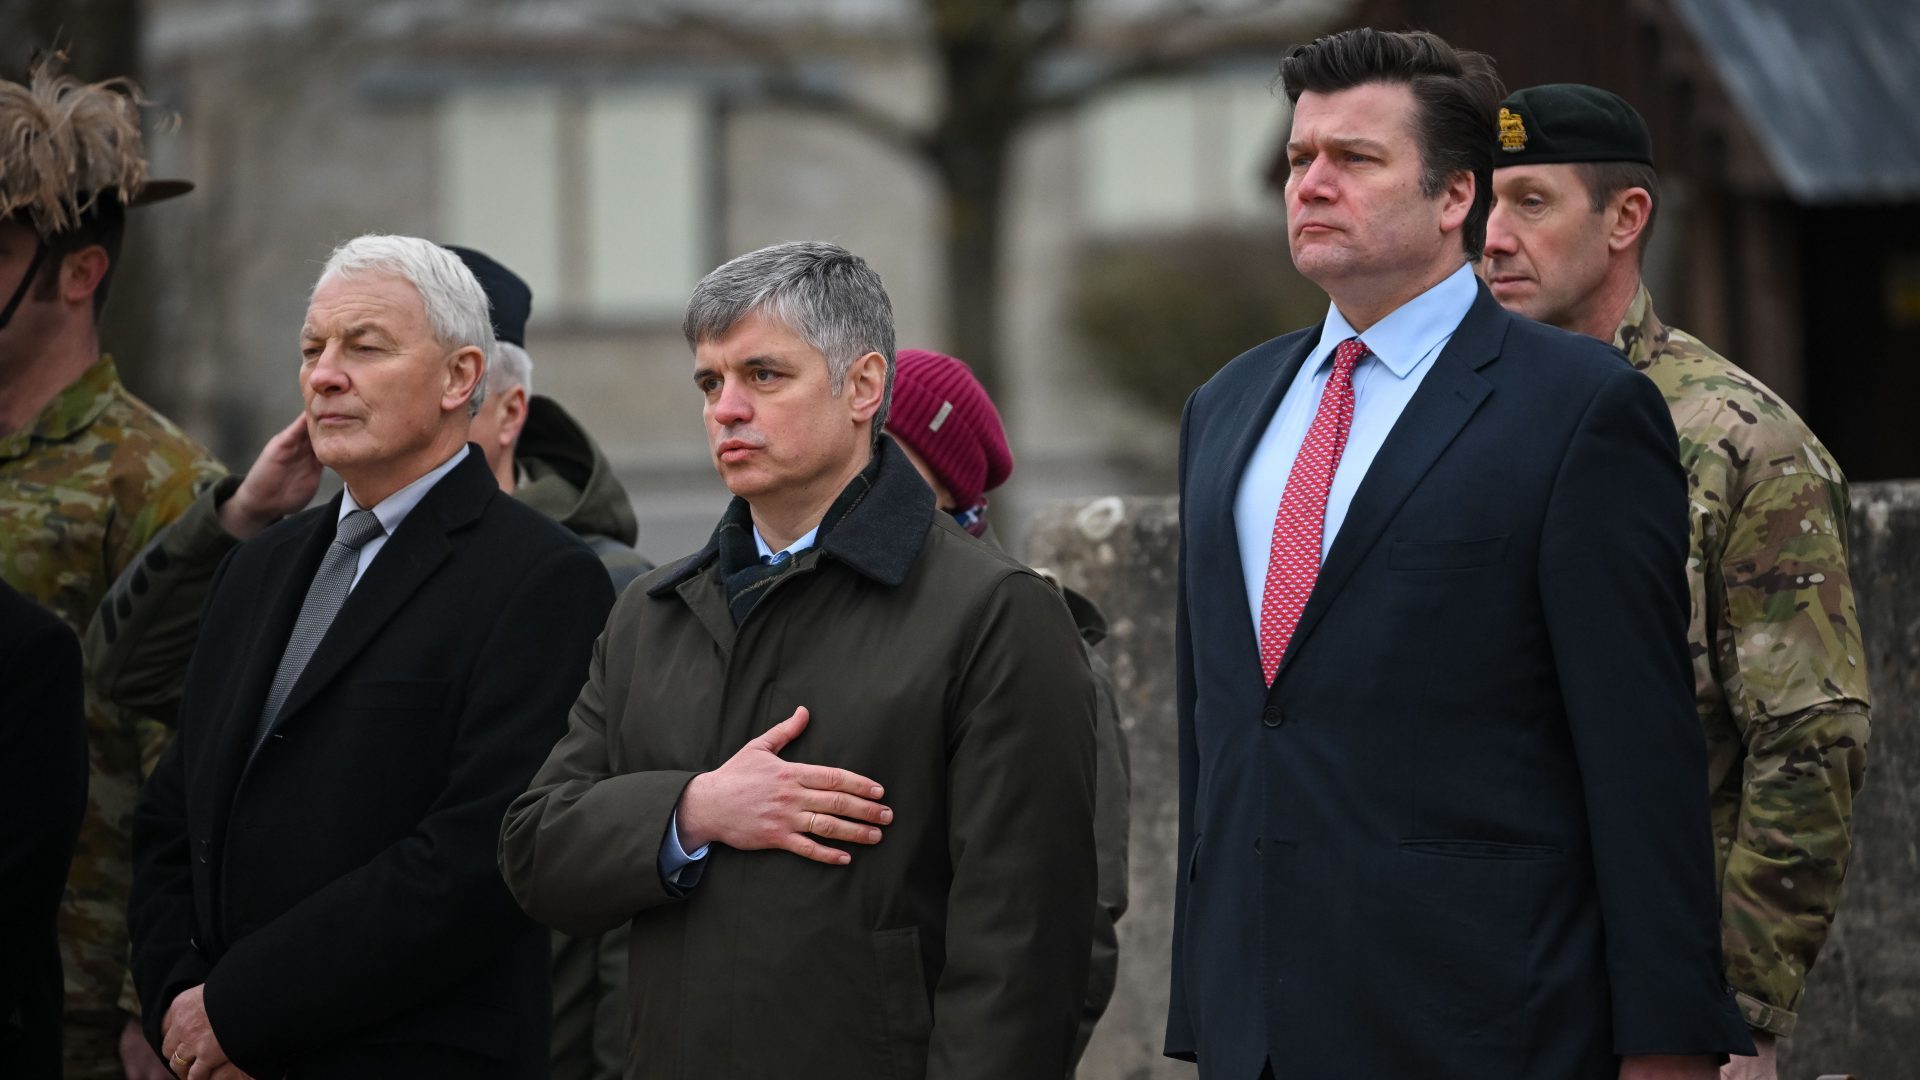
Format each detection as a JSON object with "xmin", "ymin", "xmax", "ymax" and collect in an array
[
  {"xmin": 1576, "ymin": 160, "xmax": 1659, "ymax": 262},
  {"xmin": 1279, "ymin": 28, "xmax": 1505, "ymax": 259}
]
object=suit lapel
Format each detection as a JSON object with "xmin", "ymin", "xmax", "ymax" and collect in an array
[
  {"xmin": 265, "ymin": 450, "xmax": 494, "ymax": 733},
  {"xmin": 1272, "ymin": 287, "xmax": 1508, "ymax": 683}
]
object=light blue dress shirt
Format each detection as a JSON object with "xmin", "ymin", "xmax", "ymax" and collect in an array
[
  {"xmin": 1233, "ymin": 264, "xmax": 1479, "ymax": 638},
  {"xmin": 336, "ymin": 444, "xmax": 470, "ymax": 592},
  {"xmin": 658, "ymin": 523, "xmax": 822, "ymax": 887}
]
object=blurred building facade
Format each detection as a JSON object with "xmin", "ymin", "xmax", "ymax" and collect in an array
[
  {"xmin": 36, "ymin": 0, "xmax": 1919, "ymax": 554},
  {"xmin": 108, "ymin": 0, "xmax": 1337, "ymax": 557}
]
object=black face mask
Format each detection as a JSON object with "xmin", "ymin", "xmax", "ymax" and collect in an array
[{"xmin": 0, "ymin": 239, "xmax": 49, "ymax": 332}]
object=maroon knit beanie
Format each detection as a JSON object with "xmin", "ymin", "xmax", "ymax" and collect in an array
[{"xmin": 886, "ymin": 348, "xmax": 1014, "ymax": 509}]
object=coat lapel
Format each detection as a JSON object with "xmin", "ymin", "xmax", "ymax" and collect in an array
[
  {"xmin": 265, "ymin": 451, "xmax": 493, "ymax": 733},
  {"xmin": 209, "ymin": 503, "xmax": 338, "ymax": 800},
  {"xmin": 1271, "ymin": 287, "xmax": 1508, "ymax": 683}
]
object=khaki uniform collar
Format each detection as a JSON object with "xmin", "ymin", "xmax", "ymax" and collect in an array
[
  {"xmin": 0, "ymin": 353, "xmax": 120, "ymax": 460},
  {"xmin": 1610, "ymin": 285, "xmax": 1666, "ymax": 372}
]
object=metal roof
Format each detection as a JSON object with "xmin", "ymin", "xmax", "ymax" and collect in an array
[{"xmin": 1668, "ymin": 0, "xmax": 1920, "ymax": 202}]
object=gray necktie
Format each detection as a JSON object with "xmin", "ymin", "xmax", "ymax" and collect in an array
[{"xmin": 253, "ymin": 509, "xmax": 385, "ymax": 753}]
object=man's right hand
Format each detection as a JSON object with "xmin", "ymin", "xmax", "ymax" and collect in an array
[
  {"xmin": 217, "ymin": 413, "xmax": 323, "ymax": 541},
  {"xmin": 676, "ymin": 707, "xmax": 891, "ymax": 864}
]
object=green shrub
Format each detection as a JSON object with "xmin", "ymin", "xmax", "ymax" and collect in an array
[{"xmin": 1070, "ymin": 228, "xmax": 1328, "ymax": 420}]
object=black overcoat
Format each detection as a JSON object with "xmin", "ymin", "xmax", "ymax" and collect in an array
[
  {"xmin": 131, "ymin": 447, "xmax": 613, "ymax": 1078},
  {"xmin": 0, "ymin": 579, "xmax": 86, "ymax": 1078}
]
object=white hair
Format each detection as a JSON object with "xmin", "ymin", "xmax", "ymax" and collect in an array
[
  {"xmin": 486, "ymin": 339, "xmax": 534, "ymax": 397},
  {"xmin": 315, "ymin": 234, "xmax": 494, "ymax": 415}
]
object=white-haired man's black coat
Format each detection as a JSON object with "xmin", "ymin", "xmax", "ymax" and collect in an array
[{"xmin": 132, "ymin": 448, "xmax": 612, "ymax": 1079}]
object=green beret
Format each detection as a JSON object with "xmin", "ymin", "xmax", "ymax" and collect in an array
[{"xmin": 1496, "ymin": 84, "xmax": 1653, "ymax": 167}]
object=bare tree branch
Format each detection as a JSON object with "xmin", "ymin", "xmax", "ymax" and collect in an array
[
  {"xmin": 766, "ymin": 78, "xmax": 934, "ymax": 159},
  {"xmin": 1028, "ymin": 10, "xmax": 1314, "ymax": 119},
  {"xmin": 603, "ymin": 8, "xmax": 932, "ymax": 158}
]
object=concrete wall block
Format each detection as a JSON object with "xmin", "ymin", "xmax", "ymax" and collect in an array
[
  {"xmin": 1781, "ymin": 481, "xmax": 1920, "ymax": 1079},
  {"xmin": 1025, "ymin": 496, "xmax": 1187, "ymax": 1080}
]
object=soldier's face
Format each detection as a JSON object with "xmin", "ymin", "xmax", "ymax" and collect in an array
[
  {"xmin": 1284, "ymin": 83, "xmax": 1473, "ymax": 298},
  {"xmin": 299, "ymin": 271, "xmax": 481, "ymax": 489},
  {"xmin": 1482, "ymin": 165, "xmax": 1615, "ymax": 330},
  {"xmin": 694, "ymin": 309, "xmax": 885, "ymax": 508}
]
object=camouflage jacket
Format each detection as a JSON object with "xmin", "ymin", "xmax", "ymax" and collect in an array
[
  {"xmin": 0, "ymin": 355, "xmax": 224, "ymax": 1052},
  {"xmin": 1615, "ymin": 288, "xmax": 1870, "ymax": 1037}
]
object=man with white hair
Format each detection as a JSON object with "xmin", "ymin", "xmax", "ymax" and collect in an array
[{"xmin": 129, "ymin": 234, "xmax": 614, "ymax": 1079}]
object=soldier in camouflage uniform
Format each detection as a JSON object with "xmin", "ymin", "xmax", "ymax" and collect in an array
[
  {"xmin": 0, "ymin": 60, "xmax": 225, "ymax": 1078},
  {"xmin": 1484, "ymin": 84, "xmax": 1871, "ymax": 1078}
]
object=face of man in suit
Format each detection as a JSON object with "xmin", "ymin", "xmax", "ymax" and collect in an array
[
  {"xmin": 300, "ymin": 270, "xmax": 485, "ymax": 507},
  {"xmin": 694, "ymin": 308, "xmax": 887, "ymax": 529},
  {"xmin": 1284, "ymin": 82, "xmax": 1476, "ymax": 329}
]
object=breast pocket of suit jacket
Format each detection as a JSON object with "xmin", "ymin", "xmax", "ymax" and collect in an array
[{"xmin": 1389, "ymin": 535, "xmax": 1508, "ymax": 572}]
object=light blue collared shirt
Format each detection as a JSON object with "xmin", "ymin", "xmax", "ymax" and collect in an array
[
  {"xmin": 658, "ymin": 522, "xmax": 824, "ymax": 887},
  {"xmin": 753, "ymin": 524, "xmax": 821, "ymax": 563},
  {"xmin": 1233, "ymin": 264, "xmax": 1478, "ymax": 637},
  {"xmin": 337, "ymin": 445, "xmax": 470, "ymax": 591}
]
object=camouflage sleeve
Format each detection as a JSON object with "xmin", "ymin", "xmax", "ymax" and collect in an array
[
  {"xmin": 1716, "ymin": 471, "xmax": 1871, "ymax": 1036},
  {"xmin": 83, "ymin": 476, "xmax": 242, "ymax": 724}
]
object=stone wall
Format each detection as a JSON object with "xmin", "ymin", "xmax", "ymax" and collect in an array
[
  {"xmin": 1025, "ymin": 486, "xmax": 1917, "ymax": 1079},
  {"xmin": 1026, "ymin": 496, "xmax": 1185, "ymax": 1080},
  {"xmin": 1779, "ymin": 481, "xmax": 1920, "ymax": 1079}
]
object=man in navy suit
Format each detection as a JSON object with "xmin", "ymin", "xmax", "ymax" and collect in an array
[{"xmin": 1165, "ymin": 28, "xmax": 1753, "ymax": 1080}]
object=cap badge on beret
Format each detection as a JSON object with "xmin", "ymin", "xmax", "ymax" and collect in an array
[
  {"xmin": 929, "ymin": 401, "xmax": 953, "ymax": 432},
  {"xmin": 1499, "ymin": 107, "xmax": 1528, "ymax": 153}
]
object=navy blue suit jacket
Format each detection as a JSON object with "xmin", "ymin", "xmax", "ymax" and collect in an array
[{"xmin": 1166, "ymin": 283, "xmax": 1752, "ymax": 1078}]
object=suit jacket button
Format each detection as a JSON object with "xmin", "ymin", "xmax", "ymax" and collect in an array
[{"xmin": 1262, "ymin": 705, "xmax": 1284, "ymax": 728}]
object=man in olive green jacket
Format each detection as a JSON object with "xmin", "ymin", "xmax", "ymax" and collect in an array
[
  {"xmin": 884, "ymin": 346, "xmax": 1129, "ymax": 1073},
  {"xmin": 500, "ymin": 241, "xmax": 1098, "ymax": 1080}
]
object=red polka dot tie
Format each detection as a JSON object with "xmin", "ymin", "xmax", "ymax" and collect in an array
[{"xmin": 1259, "ymin": 337, "xmax": 1368, "ymax": 686}]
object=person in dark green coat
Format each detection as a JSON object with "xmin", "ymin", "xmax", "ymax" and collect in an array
[
  {"xmin": 884, "ymin": 347, "xmax": 1130, "ymax": 1074},
  {"xmin": 500, "ymin": 241, "xmax": 1099, "ymax": 1080}
]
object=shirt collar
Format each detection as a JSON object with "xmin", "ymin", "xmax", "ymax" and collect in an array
[
  {"xmin": 0, "ymin": 354, "xmax": 121, "ymax": 459},
  {"xmin": 340, "ymin": 444, "xmax": 471, "ymax": 537},
  {"xmin": 1310, "ymin": 262, "xmax": 1480, "ymax": 378},
  {"xmin": 1611, "ymin": 284, "xmax": 1664, "ymax": 371},
  {"xmin": 753, "ymin": 524, "xmax": 821, "ymax": 561},
  {"xmin": 651, "ymin": 436, "xmax": 936, "ymax": 598}
]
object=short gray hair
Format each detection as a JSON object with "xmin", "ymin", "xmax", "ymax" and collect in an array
[
  {"xmin": 682, "ymin": 241, "xmax": 896, "ymax": 435},
  {"xmin": 315, "ymin": 234, "xmax": 494, "ymax": 415},
  {"xmin": 486, "ymin": 339, "xmax": 534, "ymax": 397}
]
